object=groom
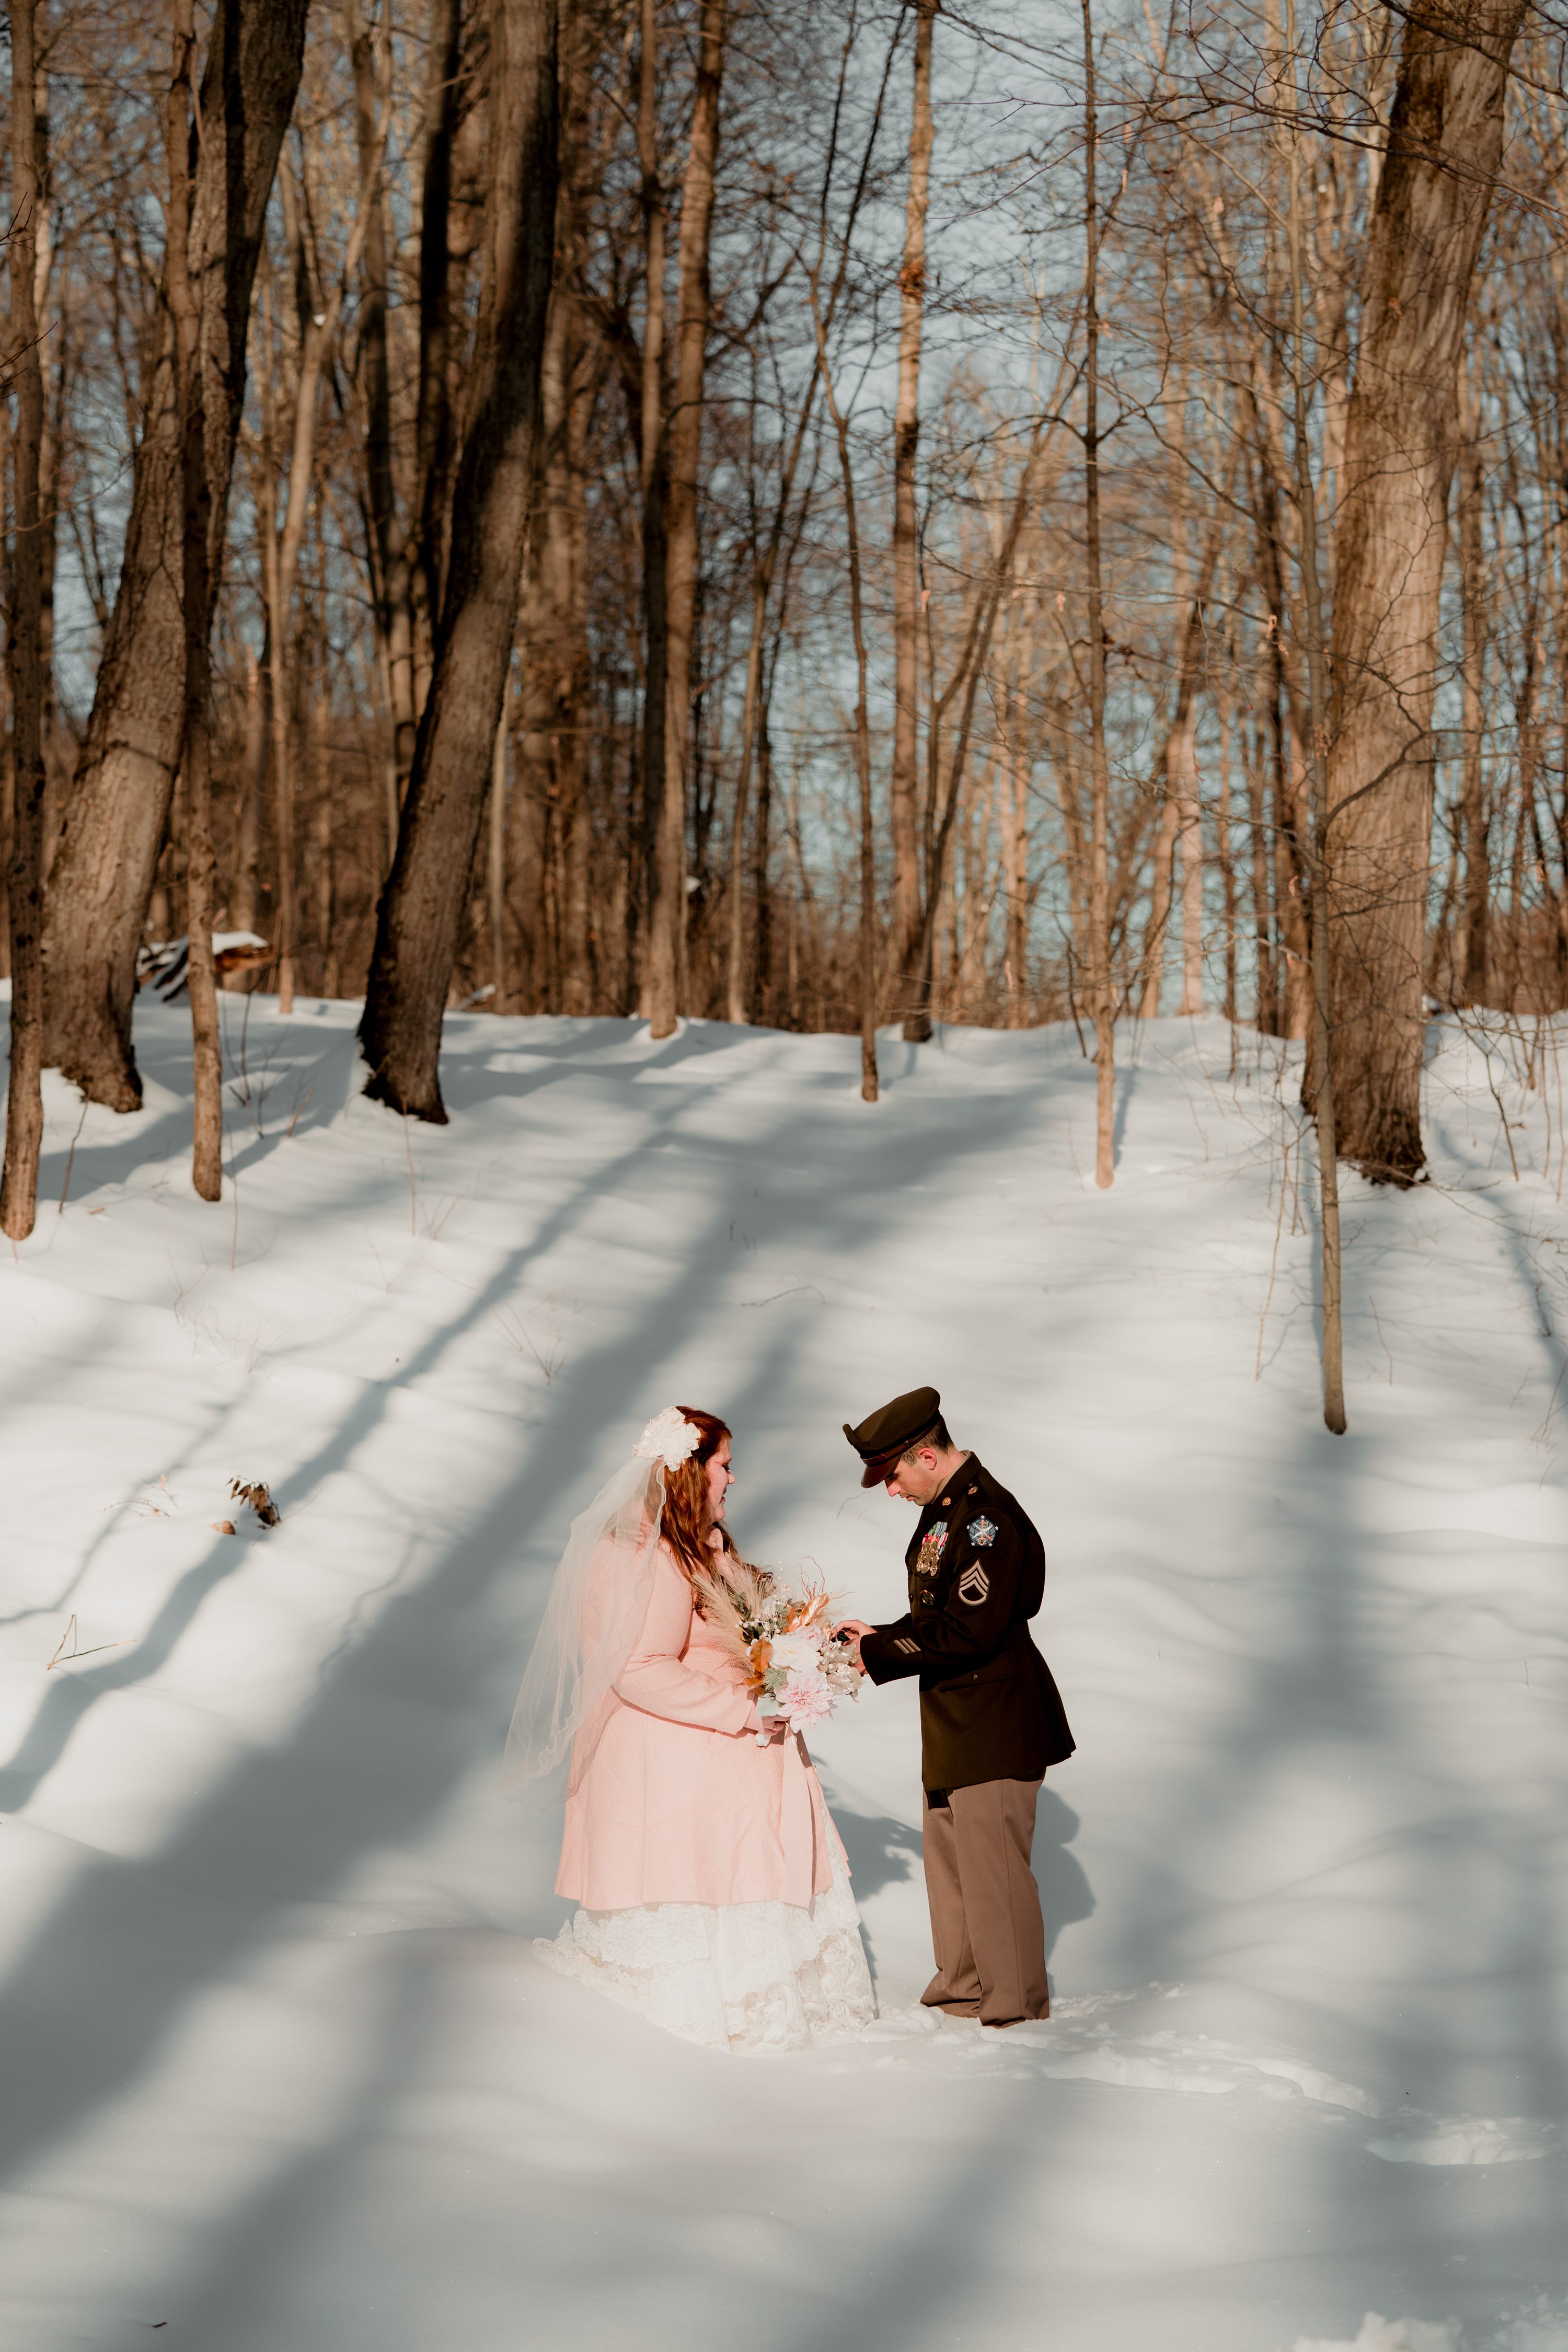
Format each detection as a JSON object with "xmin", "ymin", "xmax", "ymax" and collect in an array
[{"xmin": 838, "ymin": 1387, "xmax": 1074, "ymax": 2027}]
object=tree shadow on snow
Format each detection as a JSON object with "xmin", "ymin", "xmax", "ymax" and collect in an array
[{"xmin": 0, "ymin": 1006, "xmax": 1094, "ymax": 2302}]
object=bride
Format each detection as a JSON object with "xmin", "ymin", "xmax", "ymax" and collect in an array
[{"xmin": 505, "ymin": 1405, "xmax": 877, "ymax": 2053}]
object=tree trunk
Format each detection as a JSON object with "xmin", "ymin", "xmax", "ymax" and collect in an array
[
  {"xmin": 229, "ymin": 640, "xmax": 267, "ymax": 954},
  {"xmin": 751, "ymin": 694, "xmax": 774, "ymax": 1022},
  {"xmin": 1246, "ymin": 692, "xmax": 1277, "ymax": 1033},
  {"xmin": 2, "ymin": 0, "xmax": 48, "ymax": 1241},
  {"xmin": 1140, "ymin": 794, "xmax": 1177, "ymax": 1018},
  {"xmin": 164, "ymin": 0, "xmax": 223, "ymax": 1200},
  {"xmin": 40, "ymin": 0, "xmax": 309, "ymax": 1110},
  {"xmin": 359, "ymin": 0, "xmax": 559, "ymax": 1119},
  {"xmin": 310, "ymin": 649, "xmax": 337, "ymax": 997},
  {"xmin": 1083, "ymin": 0, "xmax": 1113, "ymax": 1186},
  {"xmin": 269, "ymin": 128, "xmax": 387, "ymax": 1017},
  {"xmin": 346, "ymin": 0, "xmax": 417, "ymax": 805},
  {"xmin": 893, "ymin": 0, "xmax": 935, "ymax": 1041},
  {"xmin": 1175, "ymin": 710, "xmax": 1205, "ymax": 1015},
  {"xmin": 1457, "ymin": 358, "xmax": 1489, "ymax": 1005},
  {"xmin": 1282, "ymin": 1, "xmax": 1345, "ymax": 1431},
  {"xmin": 414, "ymin": 0, "xmax": 467, "ymax": 662},
  {"xmin": 635, "ymin": 0, "xmax": 669, "ymax": 1018},
  {"xmin": 1327, "ymin": 0, "xmax": 1527, "ymax": 1181},
  {"xmin": 646, "ymin": 0, "xmax": 725, "ymax": 1039},
  {"xmin": 509, "ymin": 14, "xmax": 595, "ymax": 1018},
  {"xmin": 489, "ymin": 701, "xmax": 509, "ymax": 1009},
  {"xmin": 1002, "ymin": 665, "xmax": 1030, "ymax": 1024},
  {"xmin": 1218, "ymin": 689, "xmax": 1238, "ymax": 1022}
]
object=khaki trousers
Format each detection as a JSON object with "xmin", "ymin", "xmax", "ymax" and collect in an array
[{"xmin": 921, "ymin": 1777, "xmax": 1049, "ymax": 2025}]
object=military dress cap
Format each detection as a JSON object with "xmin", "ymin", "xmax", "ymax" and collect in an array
[{"xmin": 844, "ymin": 1386, "xmax": 943, "ymax": 1488}]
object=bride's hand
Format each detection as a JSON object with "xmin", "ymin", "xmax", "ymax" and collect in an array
[{"xmin": 753, "ymin": 1712, "xmax": 791, "ymax": 1744}]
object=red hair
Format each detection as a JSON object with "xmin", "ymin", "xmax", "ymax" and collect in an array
[{"xmin": 660, "ymin": 1405, "xmax": 732, "ymax": 1592}]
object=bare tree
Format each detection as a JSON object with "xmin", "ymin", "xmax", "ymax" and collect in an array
[
  {"xmin": 1326, "ymin": 0, "xmax": 1528, "ymax": 1182},
  {"xmin": 1082, "ymin": 0, "xmax": 1114, "ymax": 1189},
  {"xmin": 2, "ymin": 0, "xmax": 49, "ymax": 1241},
  {"xmin": 40, "ymin": 0, "xmax": 309, "ymax": 1112},
  {"xmin": 647, "ymin": 0, "xmax": 727, "ymax": 1040},
  {"xmin": 892, "ymin": 0, "xmax": 934, "ymax": 1041},
  {"xmin": 359, "ymin": 0, "xmax": 560, "ymax": 1117},
  {"xmin": 163, "ymin": 0, "xmax": 222, "ymax": 1199}
]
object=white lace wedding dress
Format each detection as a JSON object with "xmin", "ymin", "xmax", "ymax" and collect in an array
[{"xmin": 536, "ymin": 1846, "xmax": 875, "ymax": 2054}]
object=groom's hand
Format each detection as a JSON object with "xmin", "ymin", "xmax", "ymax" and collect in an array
[{"xmin": 835, "ymin": 1620, "xmax": 875, "ymax": 1673}]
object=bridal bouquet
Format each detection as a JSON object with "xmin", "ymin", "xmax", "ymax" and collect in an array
[{"xmin": 691, "ymin": 1558, "xmax": 861, "ymax": 1739}]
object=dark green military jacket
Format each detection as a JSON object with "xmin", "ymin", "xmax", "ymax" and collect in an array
[{"xmin": 858, "ymin": 1456, "xmax": 1074, "ymax": 1793}]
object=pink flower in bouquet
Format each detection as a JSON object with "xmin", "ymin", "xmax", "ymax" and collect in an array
[{"xmin": 777, "ymin": 1670, "xmax": 832, "ymax": 1732}]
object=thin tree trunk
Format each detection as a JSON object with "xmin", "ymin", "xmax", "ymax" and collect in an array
[
  {"xmin": 229, "ymin": 639, "xmax": 267, "ymax": 959},
  {"xmin": 1083, "ymin": 0, "xmax": 1113, "ymax": 1186},
  {"xmin": 2, "ymin": 0, "xmax": 48, "ymax": 1240},
  {"xmin": 414, "ymin": 0, "xmax": 466, "ymax": 660},
  {"xmin": 636, "ymin": 0, "xmax": 668, "ymax": 1017},
  {"xmin": 1139, "ymin": 523, "xmax": 1228, "ymax": 1020},
  {"xmin": 809, "ymin": 309, "xmax": 878, "ymax": 1097},
  {"xmin": 269, "ymin": 126, "xmax": 386, "ymax": 1015},
  {"xmin": 1218, "ymin": 687, "xmax": 1238, "ymax": 1022},
  {"xmin": 1140, "ymin": 793, "xmax": 1177, "ymax": 1017},
  {"xmin": 0, "ymin": 401, "xmax": 10, "ymax": 989},
  {"xmin": 647, "ymin": 0, "xmax": 726, "ymax": 1039},
  {"xmin": 893, "ymin": 0, "xmax": 935, "ymax": 1041},
  {"xmin": 33, "ymin": 52, "xmax": 54, "ymax": 773},
  {"xmin": 725, "ymin": 577, "xmax": 767, "ymax": 1024},
  {"xmin": 1177, "ymin": 724, "xmax": 1205, "ymax": 1015},
  {"xmin": 1252, "ymin": 449, "xmax": 1312, "ymax": 1038},
  {"xmin": 164, "ymin": 0, "xmax": 222, "ymax": 1199},
  {"xmin": 345, "ymin": 0, "xmax": 417, "ymax": 802},
  {"xmin": 723, "ymin": 22, "xmax": 894, "ymax": 1027},
  {"xmin": 1283, "ymin": 0, "xmax": 1345, "ymax": 1431},
  {"xmin": 1327, "ymin": 0, "xmax": 1527, "ymax": 1181},
  {"xmin": 752, "ymin": 693, "xmax": 775, "ymax": 1021},
  {"xmin": 1457, "ymin": 355, "xmax": 1489, "ymax": 1005},
  {"xmin": 510, "ymin": 27, "xmax": 595, "ymax": 1020},
  {"xmin": 1246, "ymin": 690, "xmax": 1277, "ymax": 1032},
  {"xmin": 490, "ymin": 700, "xmax": 508, "ymax": 1009},
  {"xmin": 310, "ymin": 648, "xmax": 336, "ymax": 997},
  {"xmin": 40, "ymin": 0, "xmax": 309, "ymax": 1110},
  {"xmin": 1002, "ymin": 661, "xmax": 1031, "ymax": 1023},
  {"xmin": 360, "ymin": 0, "xmax": 559, "ymax": 1118}
]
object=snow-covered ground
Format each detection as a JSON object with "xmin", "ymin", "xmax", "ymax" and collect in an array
[{"xmin": 0, "ymin": 995, "xmax": 1564, "ymax": 2352}]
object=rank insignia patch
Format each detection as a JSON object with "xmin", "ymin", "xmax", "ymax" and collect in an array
[
  {"xmin": 967, "ymin": 1516, "xmax": 997, "ymax": 1548},
  {"xmin": 957, "ymin": 1563, "xmax": 990, "ymax": 1606},
  {"xmin": 914, "ymin": 1521, "xmax": 948, "ymax": 1578}
]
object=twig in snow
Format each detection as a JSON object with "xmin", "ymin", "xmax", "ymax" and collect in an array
[
  {"xmin": 1483, "ymin": 1055, "xmax": 1521, "ymax": 1182},
  {"xmin": 1256, "ymin": 1118, "xmax": 1293, "ymax": 1382},
  {"xmin": 228, "ymin": 1117, "xmax": 240, "ymax": 1273},
  {"xmin": 46, "ymin": 1614, "xmax": 131, "ymax": 1671},
  {"xmin": 432, "ymin": 1266, "xmax": 565, "ymax": 1380},
  {"xmin": 56, "ymin": 1098, "xmax": 90, "ymax": 1214},
  {"xmin": 285, "ymin": 1079, "xmax": 315, "ymax": 1139},
  {"xmin": 1532, "ymin": 1356, "xmax": 1568, "ymax": 1449},
  {"xmin": 1368, "ymin": 1293, "xmax": 1394, "ymax": 1384}
]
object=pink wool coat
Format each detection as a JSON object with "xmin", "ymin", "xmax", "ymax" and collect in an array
[{"xmin": 556, "ymin": 1544, "xmax": 844, "ymax": 1912}]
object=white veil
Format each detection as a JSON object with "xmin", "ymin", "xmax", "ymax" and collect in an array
[{"xmin": 501, "ymin": 1410, "xmax": 696, "ymax": 1805}]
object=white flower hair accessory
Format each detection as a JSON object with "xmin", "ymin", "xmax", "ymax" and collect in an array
[{"xmin": 633, "ymin": 1406, "xmax": 701, "ymax": 1472}]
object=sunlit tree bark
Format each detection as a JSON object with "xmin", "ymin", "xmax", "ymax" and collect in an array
[{"xmin": 1327, "ymin": 0, "xmax": 1528, "ymax": 1181}]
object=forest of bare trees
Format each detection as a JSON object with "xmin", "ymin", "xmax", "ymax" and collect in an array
[{"xmin": 3, "ymin": 0, "xmax": 1566, "ymax": 1267}]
